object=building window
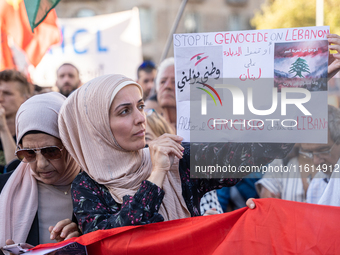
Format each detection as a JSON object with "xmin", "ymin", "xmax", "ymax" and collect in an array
[
  {"xmin": 228, "ymin": 13, "xmax": 245, "ymax": 31},
  {"xmin": 226, "ymin": 0, "xmax": 248, "ymax": 6},
  {"xmin": 76, "ymin": 9, "xmax": 96, "ymax": 18},
  {"xmin": 184, "ymin": 12, "xmax": 200, "ymax": 33},
  {"xmin": 139, "ymin": 7, "xmax": 153, "ymax": 43}
]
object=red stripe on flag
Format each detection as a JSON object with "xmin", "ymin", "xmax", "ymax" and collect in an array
[
  {"xmin": 190, "ymin": 53, "xmax": 204, "ymax": 61},
  {"xmin": 195, "ymin": 56, "xmax": 208, "ymax": 66}
]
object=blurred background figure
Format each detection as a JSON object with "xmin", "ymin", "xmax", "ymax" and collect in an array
[
  {"xmin": 256, "ymin": 106, "xmax": 340, "ymax": 204},
  {"xmin": 56, "ymin": 63, "xmax": 81, "ymax": 97},
  {"xmin": 0, "ymin": 70, "xmax": 31, "ymax": 173},
  {"xmin": 256, "ymin": 145, "xmax": 314, "ymax": 202},
  {"xmin": 201, "ymin": 190, "xmax": 223, "ymax": 216},
  {"xmin": 137, "ymin": 60, "xmax": 157, "ymax": 101},
  {"xmin": 217, "ymin": 175, "xmax": 261, "ymax": 212},
  {"xmin": 145, "ymin": 108, "xmax": 174, "ymax": 144},
  {"xmin": 145, "ymin": 58, "xmax": 176, "ymax": 131},
  {"xmin": 305, "ymin": 105, "xmax": 340, "ymax": 205}
]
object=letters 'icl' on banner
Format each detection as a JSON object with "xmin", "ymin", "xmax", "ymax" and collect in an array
[
  {"xmin": 30, "ymin": 8, "xmax": 142, "ymax": 86},
  {"xmin": 174, "ymin": 26, "xmax": 329, "ymax": 143}
]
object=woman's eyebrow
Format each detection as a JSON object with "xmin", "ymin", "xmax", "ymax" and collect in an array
[
  {"xmin": 115, "ymin": 99, "xmax": 143, "ymax": 111},
  {"xmin": 115, "ymin": 103, "xmax": 131, "ymax": 112}
]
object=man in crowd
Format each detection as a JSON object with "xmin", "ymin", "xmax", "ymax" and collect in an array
[
  {"xmin": 145, "ymin": 58, "xmax": 176, "ymax": 131},
  {"xmin": 137, "ymin": 60, "xmax": 157, "ymax": 101},
  {"xmin": 0, "ymin": 70, "xmax": 31, "ymax": 173},
  {"xmin": 56, "ymin": 63, "xmax": 81, "ymax": 97}
]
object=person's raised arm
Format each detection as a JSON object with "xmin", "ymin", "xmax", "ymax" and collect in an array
[{"xmin": 147, "ymin": 134, "xmax": 183, "ymax": 188}]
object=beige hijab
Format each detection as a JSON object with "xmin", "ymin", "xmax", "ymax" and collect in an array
[
  {"xmin": 0, "ymin": 92, "xmax": 80, "ymax": 247},
  {"xmin": 59, "ymin": 74, "xmax": 190, "ymax": 221}
]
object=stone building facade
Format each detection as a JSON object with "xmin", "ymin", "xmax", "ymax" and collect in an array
[{"xmin": 55, "ymin": 0, "xmax": 265, "ymax": 64}]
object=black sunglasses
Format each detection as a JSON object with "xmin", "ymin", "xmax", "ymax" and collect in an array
[{"xmin": 15, "ymin": 146, "xmax": 63, "ymax": 163}]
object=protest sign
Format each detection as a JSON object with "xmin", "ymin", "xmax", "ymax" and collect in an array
[
  {"xmin": 174, "ymin": 26, "xmax": 329, "ymax": 143},
  {"xmin": 30, "ymin": 8, "xmax": 142, "ymax": 86}
]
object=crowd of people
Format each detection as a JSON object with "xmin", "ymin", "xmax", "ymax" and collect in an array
[{"xmin": 0, "ymin": 33, "xmax": 340, "ymax": 251}]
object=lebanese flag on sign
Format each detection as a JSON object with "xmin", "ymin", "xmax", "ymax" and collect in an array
[{"xmin": 0, "ymin": 0, "xmax": 61, "ymax": 69}]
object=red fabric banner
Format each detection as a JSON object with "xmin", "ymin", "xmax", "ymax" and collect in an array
[{"xmin": 34, "ymin": 198, "xmax": 340, "ymax": 254}]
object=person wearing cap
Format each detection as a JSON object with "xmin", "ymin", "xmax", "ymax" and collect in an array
[{"xmin": 136, "ymin": 60, "xmax": 157, "ymax": 101}]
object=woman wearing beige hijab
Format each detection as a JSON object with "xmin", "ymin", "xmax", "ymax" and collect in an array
[
  {"xmin": 58, "ymin": 74, "xmax": 293, "ymax": 234},
  {"xmin": 0, "ymin": 92, "xmax": 81, "ymax": 248}
]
